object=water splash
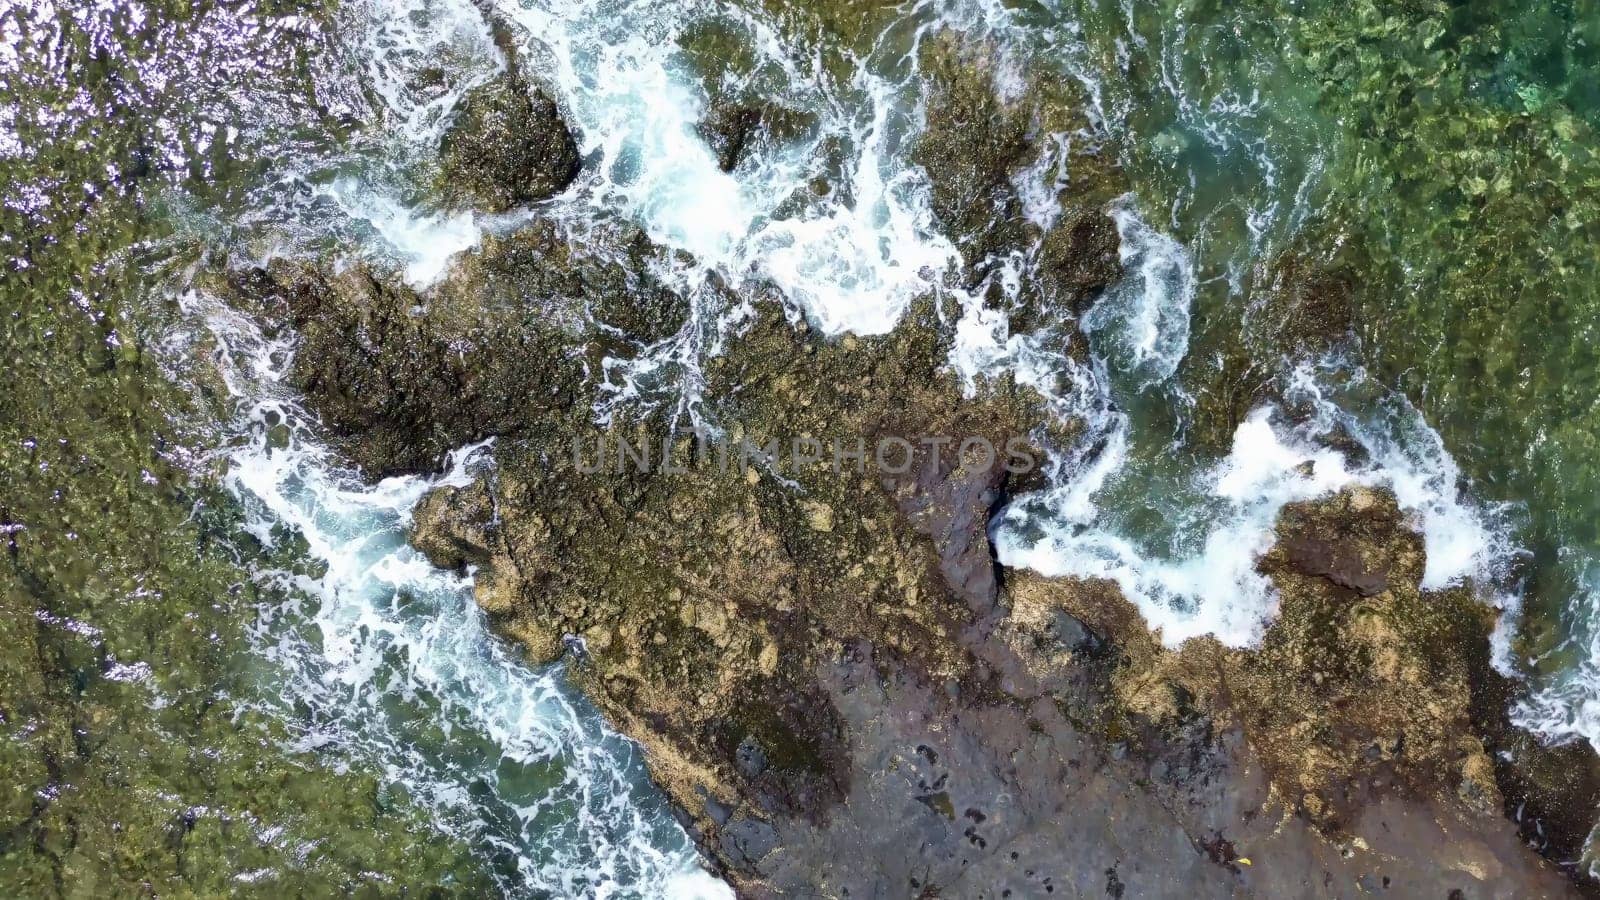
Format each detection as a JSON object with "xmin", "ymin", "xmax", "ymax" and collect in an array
[
  {"xmin": 1081, "ymin": 195, "xmax": 1193, "ymax": 386},
  {"xmin": 995, "ymin": 349, "xmax": 1514, "ymax": 648},
  {"xmin": 497, "ymin": 0, "xmax": 959, "ymax": 337}
]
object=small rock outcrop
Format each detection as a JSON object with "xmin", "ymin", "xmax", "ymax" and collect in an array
[
  {"xmin": 912, "ymin": 33, "xmax": 1124, "ymax": 335},
  {"xmin": 438, "ymin": 69, "xmax": 580, "ymax": 213},
  {"xmin": 697, "ymin": 99, "xmax": 814, "ymax": 173},
  {"xmin": 222, "ymin": 247, "xmax": 582, "ymax": 478}
]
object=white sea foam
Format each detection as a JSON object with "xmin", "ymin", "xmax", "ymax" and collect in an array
[
  {"xmin": 1081, "ymin": 196, "xmax": 1193, "ymax": 385},
  {"xmin": 495, "ymin": 0, "xmax": 958, "ymax": 338},
  {"xmin": 354, "ymin": 0, "xmax": 504, "ymax": 141},
  {"xmin": 317, "ymin": 179, "xmax": 482, "ymax": 286},
  {"xmin": 996, "ymin": 351, "xmax": 1512, "ymax": 648},
  {"xmin": 1516, "ymin": 606, "xmax": 1600, "ymax": 759}
]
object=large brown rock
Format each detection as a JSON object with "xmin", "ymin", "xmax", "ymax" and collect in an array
[
  {"xmin": 1010, "ymin": 486, "xmax": 1527, "ymax": 833},
  {"xmin": 224, "ymin": 260, "xmax": 578, "ymax": 478},
  {"xmin": 212, "ymin": 26, "xmax": 1590, "ymax": 899}
]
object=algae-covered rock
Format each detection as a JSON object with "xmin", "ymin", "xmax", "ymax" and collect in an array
[
  {"xmin": 439, "ymin": 217, "xmax": 688, "ymax": 345},
  {"xmin": 1249, "ymin": 487, "xmax": 1497, "ymax": 822},
  {"xmin": 237, "ymin": 21, "xmax": 1589, "ymax": 894},
  {"xmin": 1, "ymin": 199, "xmax": 493, "ymax": 898},
  {"xmin": 911, "ymin": 33, "xmax": 1032, "ymax": 267},
  {"xmin": 225, "ymin": 251, "xmax": 583, "ymax": 479},
  {"xmin": 438, "ymin": 69, "xmax": 580, "ymax": 213},
  {"xmin": 1250, "ymin": 249, "xmax": 1358, "ymax": 358},
  {"xmin": 1180, "ymin": 243, "xmax": 1361, "ymax": 456},
  {"xmin": 402, "ymin": 296, "xmax": 1045, "ymax": 840},
  {"xmin": 699, "ymin": 98, "xmax": 815, "ymax": 172},
  {"xmin": 673, "ymin": 15, "xmax": 819, "ymax": 175},
  {"xmin": 1036, "ymin": 208, "xmax": 1123, "ymax": 315},
  {"xmin": 911, "ymin": 31, "xmax": 1124, "ymax": 330},
  {"xmin": 411, "ymin": 480, "xmax": 496, "ymax": 572},
  {"xmin": 272, "ymin": 223, "xmax": 1581, "ymax": 897}
]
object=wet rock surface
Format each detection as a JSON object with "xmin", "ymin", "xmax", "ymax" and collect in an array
[
  {"xmin": 913, "ymin": 33, "xmax": 1124, "ymax": 338},
  {"xmin": 249, "ymin": 250, "xmax": 1585, "ymax": 895},
  {"xmin": 222, "ymin": 255, "xmax": 583, "ymax": 479},
  {"xmin": 438, "ymin": 68, "xmax": 580, "ymax": 213},
  {"xmin": 208, "ymin": 27, "xmax": 1600, "ymax": 900},
  {"xmin": 698, "ymin": 99, "xmax": 815, "ymax": 173}
]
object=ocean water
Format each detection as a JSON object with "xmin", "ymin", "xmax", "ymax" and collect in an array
[{"xmin": 8, "ymin": 0, "xmax": 1600, "ymax": 893}]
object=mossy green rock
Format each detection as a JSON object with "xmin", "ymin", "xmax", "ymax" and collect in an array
[{"xmin": 223, "ymin": 246, "xmax": 585, "ymax": 479}]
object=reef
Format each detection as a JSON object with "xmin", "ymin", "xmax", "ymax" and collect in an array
[{"xmin": 207, "ymin": 25, "xmax": 1600, "ymax": 900}]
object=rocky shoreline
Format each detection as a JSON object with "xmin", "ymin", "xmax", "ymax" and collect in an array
[{"xmin": 207, "ymin": 25, "xmax": 1600, "ymax": 899}]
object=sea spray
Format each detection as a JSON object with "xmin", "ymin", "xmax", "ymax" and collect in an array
[
  {"xmin": 1081, "ymin": 195, "xmax": 1194, "ymax": 385},
  {"xmin": 496, "ymin": 0, "xmax": 959, "ymax": 337}
]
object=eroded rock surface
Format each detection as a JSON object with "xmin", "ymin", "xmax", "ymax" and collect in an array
[{"xmin": 211, "ymin": 26, "xmax": 1598, "ymax": 900}]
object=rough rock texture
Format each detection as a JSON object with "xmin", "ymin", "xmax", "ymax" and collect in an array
[
  {"xmin": 1013, "ymin": 487, "xmax": 1507, "ymax": 831},
  {"xmin": 913, "ymin": 34, "xmax": 1123, "ymax": 329},
  {"xmin": 437, "ymin": 68, "xmax": 580, "ymax": 213},
  {"xmin": 405, "ymin": 299, "xmax": 1045, "ymax": 833},
  {"xmin": 222, "ymin": 255, "xmax": 582, "ymax": 478},
  {"xmin": 388, "ymin": 281, "xmax": 1581, "ymax": 896},
  {"xmin": 216, "ymin": 27, "xmax": 1600, "ymax": 900},
  {"xmin": 697, "ymin": 99, "xmax": 815, "ymax": 173},
  {"xmin": 219, "ymin": 219, "xmax": 685, "ymax": 479},
  {"xmin": 675, "ymin": 17, "xmax": 819, "ymax": 175}
]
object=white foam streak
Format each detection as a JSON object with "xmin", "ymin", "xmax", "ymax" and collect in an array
[
  {"xmin": 1081, "ymin": 196, "xmax": 1193, "ymax": 384},
  {"xmin": 355, "ymin": 0, "xmax": 503, "ymax": 141},
  {"xmin": 999, "ymin": 407, "xmax": 1341, "ymax": 647}
]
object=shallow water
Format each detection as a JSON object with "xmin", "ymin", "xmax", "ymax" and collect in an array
[{"xmin": 9, "ymin": 0, "xmax": 1600, "ymax": 892}]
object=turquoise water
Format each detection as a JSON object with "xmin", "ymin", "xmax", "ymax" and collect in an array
[{"xmin": 1027, "ymin": 0, "xmax": 1600, "ymax": 744}]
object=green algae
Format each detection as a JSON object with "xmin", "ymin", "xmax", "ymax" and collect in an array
[
  {"xmin": 0, "ymin": 0, "xmax": 491, "ymax": 893},
  {"xmin": 1213, "ymin": 0, "xmax": 1600, "ymax": 676},
  {"xmin": 437, "ymin": 69, "xmax": 580, "ymax": 213},
  {"xmin": 1285, "ymin": 0, "xmax": 1600, "ymax": 598}
]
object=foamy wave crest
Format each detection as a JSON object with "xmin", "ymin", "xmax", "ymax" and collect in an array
[
  {"xmin": 180, "ymin": 290, "xmax": 729, "ymax": 899},
  {"xmin": 1081, "ymin": 196, "xmax": 1193, "ymax": 385},
  {"xmin": 997, "ymin": 355, "xmax": 1513, "ymax": 648}
]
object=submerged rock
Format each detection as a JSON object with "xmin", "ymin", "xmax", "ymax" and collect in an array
[
  {"xmin": 697, "ymin": 99, "xmax": 815, "ymax": 173},
  {"xmin": 911, "ymin": 32, "xmax": 1124, "ymax": 331},
  {"xmin": 438, "ymin": 69, "xmax": 580, "ymax": 213}
]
